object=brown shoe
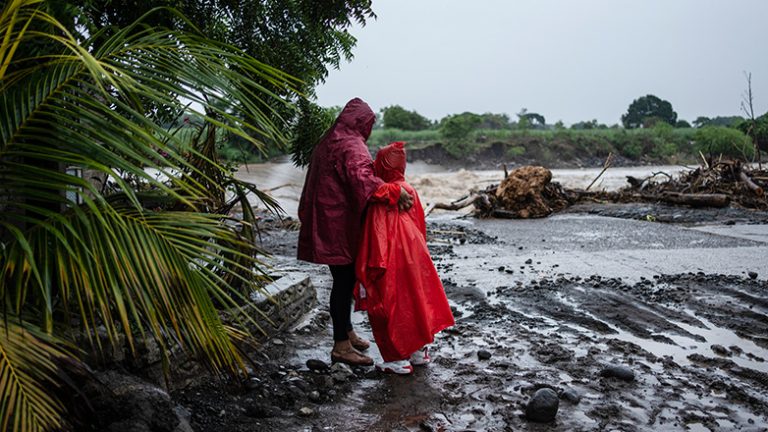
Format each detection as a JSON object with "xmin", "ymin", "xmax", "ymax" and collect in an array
[
  {"xmin": 331, "ymin": 348, "xmax": 373, "ymax": 366},
  {"xmin": 349, "ymin": 334, "xmax": 371, "ymax": 351}
]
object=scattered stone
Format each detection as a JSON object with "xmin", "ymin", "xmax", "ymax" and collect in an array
[
  {"xmin": 306, "ymin": 359, "xmax": 330, "ymax": 372},
  {"xmin": 477, "ymin": 350, "xmax": 492, "ymax": 360},
  {"xmin": 560, "ymin": 388, "xmax": 581, "ymax": 404},
  {"xmin": 308, "ymin": 391, "xmax": 321, "ymax": 403},
  {"xmin": 330, "ymin": 363, "xmax": 355, "ymax": 382},
  {"xmin": 525, "ymin": 388, "xmax": 559, "ymax": 423},
  {"xmin": 298, "ymin": 407, "xmax": 314, "ymax": 417},
  {"xmin": 748, "ymin": 271, "xmax": 758, "ymax": 279},
  {"xmin": 525, "ymin": 259, "xmax": 533, "ymax": 264},
  {"xmin": 711, "ymin": 344, "xmax": 731, "ymax": 356},
  {"xmin": 244, "ymin": 377, "xmax": 261, "ymax": 391},
  {"xmin": 244, "ymin": 403, "xmax": 281, "ymax": 419},
  {"xmin": 600, "ymin": 364, "xmax": 635, "ymax": 382},
  {"xmin": 498, "ymin": 266, "xmax": 506, "ymax": 272},
  {"xmin": 271, "ymin": 338, "xmax": 285, "ymax": 346}
]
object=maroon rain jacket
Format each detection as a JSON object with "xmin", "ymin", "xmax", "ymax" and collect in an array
[{"xmin": 297, "ymin": 98, "xmax": 399, "ymax": 265}]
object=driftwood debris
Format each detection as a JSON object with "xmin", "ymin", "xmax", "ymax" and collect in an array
[
  {"xmin": 430, "ymin": 159, "xmax": 768, "ymax": 219},
  {"xmin": 739, "ymin": 171, "xmax": 764, "ymax": 197},
  {"xmin": 658, "ymin": 192, "xmax": 730, "ymax": 208}
]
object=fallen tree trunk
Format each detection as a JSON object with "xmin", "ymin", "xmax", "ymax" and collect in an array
[
  {"xmin": 432, "ymin": 193, "xmax": 481, "ymax": 211},
  {"xmin": 658, "ymin": 192, "xmax": 730, "ymax": 208},
  {"xmin": 739, "ymin": 171, "xmax": 764, "ymax": 197}
]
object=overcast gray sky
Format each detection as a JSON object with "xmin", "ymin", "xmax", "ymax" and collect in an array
[{"xmin": 315, "ymin": 0, "xmax": 768, "ymax": 125}]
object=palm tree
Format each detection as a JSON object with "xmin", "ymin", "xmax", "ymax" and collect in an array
[{"xmin": 0, "ymin": 1, "xmax": 298, "ymax": 430}]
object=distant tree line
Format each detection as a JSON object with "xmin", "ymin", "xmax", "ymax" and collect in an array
[{"xmin": 283, "ymin": 91, "xmax": 766, "ymax": 165}]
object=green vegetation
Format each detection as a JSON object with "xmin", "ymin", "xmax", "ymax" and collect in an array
[
  {"xmin": 370, "ymin": 127, "xmax": 698, "ymax": 164},
  {"xmin": 622, "ymin": 94, "xmax": 678, "ymax": 129},
  {"xmin": 290, "ymin": 99, "xmax": 338, "ymax": 166},
  {"xmin": 0, "ymin": 1, "xmax": 301, "ymax": 430},
  {"xmin": 358, "ymin": 93, "xmax": 764, "ymax": 166},
  {"xmin": 381, "ymin": 105, "xmax": 432, "ymax": 131},
  {"xmin": 695, "ymin": 127, "xmax": 754, "ymax": 159}
]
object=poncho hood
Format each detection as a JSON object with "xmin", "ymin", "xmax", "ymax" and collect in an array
[{"xmin": 374, "ymin": 141, "xmax": 406, "ymax": 183}]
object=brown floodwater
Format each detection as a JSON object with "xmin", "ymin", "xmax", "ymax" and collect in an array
[{"xmin": 235, "ymin": 157, "xmax": 690, "ymax": 218}]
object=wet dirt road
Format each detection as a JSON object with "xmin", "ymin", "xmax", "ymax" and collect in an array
[{"xmin": 177, "ymin": 212, "xmax": 768, "ymax": 432}]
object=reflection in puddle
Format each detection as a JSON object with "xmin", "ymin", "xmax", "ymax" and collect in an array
[{"xmin": 516, "ymin": 291, "xmax": 768, "ymax": 373}]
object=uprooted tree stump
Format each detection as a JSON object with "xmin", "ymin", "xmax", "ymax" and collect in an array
[
  {"xmin": 432, "ymin": 165, "xmax": 571, "ymax": 219},
  {"xmin": 491, "ymin": 166, "xmax": 570, "ymax": 218},
  {"xmin": 430, "ymin": 160, "xmax": 768, "ymax": 219}
]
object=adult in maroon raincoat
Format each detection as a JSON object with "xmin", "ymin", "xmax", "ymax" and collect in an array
[{"xmin": 297, "ymin": 98, "xmax": 413, "ymax": 366}]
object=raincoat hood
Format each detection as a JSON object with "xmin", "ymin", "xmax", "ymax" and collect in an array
[
  {"xmin": 374, "ymin": 141, "xmax": 406, "ymax": 183},
  {"xmin": 329, "ymin": 97, "xmax": 376, "ymax": 142}
]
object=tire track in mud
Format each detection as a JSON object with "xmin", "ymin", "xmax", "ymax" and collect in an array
[
  {"xmin": 424, "ymin": 220, "xmax": 768, "ymax": 430},
  {"xmin": 422, "ymin": 272, "xmax": 768, "ymax": 431}
]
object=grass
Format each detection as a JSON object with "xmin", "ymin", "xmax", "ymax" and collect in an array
[{"xmin": 369, "ymin": 127, "xmax": 699, "ymax": 164}]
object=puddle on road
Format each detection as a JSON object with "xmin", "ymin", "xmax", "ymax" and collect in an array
[
  {"xmin": 554, "ymin": 292, "xmax": 768, "ymax": 373},
  {"xmin": 670, "ymin": 312, "xmax": 768, "ymax": 372},
  {"xmin": 497, "ymin": 289, "xmax": 768, "ymax": 375}
]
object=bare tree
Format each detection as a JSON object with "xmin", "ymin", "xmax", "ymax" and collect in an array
[{"xmin": 741, "ymin": 72, "xmax": 761, "ymax": 169}]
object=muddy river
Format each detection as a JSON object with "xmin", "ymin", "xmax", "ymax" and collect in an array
[
  {"xmin": 169, "ymin": 160, "xmax": 768, "ymax": 432},
  {"xmin": 234, "ymin": 157, "xmax": 690, "ymax": 218}
]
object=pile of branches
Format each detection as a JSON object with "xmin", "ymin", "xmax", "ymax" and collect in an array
[
  {"xmin": 586, "ymin": 158, "xmax": 766, "ymax": 210},
  {"xmin": 430, "ymin": 159, "xmax": 768, "ymax": 219}
]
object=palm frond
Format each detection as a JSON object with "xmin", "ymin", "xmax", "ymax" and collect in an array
[
  {"xmin": 0, "ymin": 318, "xmax": 71, "ymax": 432},
  {"xmin": 0, "ymin": 1, "xmax": 300, "ymax": 429}
]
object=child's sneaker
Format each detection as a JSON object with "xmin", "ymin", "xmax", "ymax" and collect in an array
[
  {"xmin": 409, "ymin": 347, "xmax": 430, "ymax": 366},
  {"xmin": 376, "ymin": 360, "xmax": 414, "ymax": 375}
]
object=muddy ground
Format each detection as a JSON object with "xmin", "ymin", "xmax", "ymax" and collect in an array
[{"xmin": 168, "ymin": 204, "xmax": 768, "ymax": 432}]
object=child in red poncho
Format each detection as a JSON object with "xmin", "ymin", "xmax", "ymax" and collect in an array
[{"xmin": 355, "ymin": 141, "xmax": 455, "ymax": 375}]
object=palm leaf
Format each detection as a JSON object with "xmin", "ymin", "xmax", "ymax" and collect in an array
[
  {"xmin": 1, "ymin": 1, "xmax": 300, "ymax": 430},
  {"xmin": 0, "ymin": 318, "xmax": 72, "ymax": 432}
]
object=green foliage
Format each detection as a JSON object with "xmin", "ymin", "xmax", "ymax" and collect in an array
[
  {"xmin": 372, "ymin": 126, "xmax": 697, "ymax": 163},
  {"xmin": 290, "ymin": 99, "xmax": 336, "ymax": 167},
  {"xmin": 368, "ymin": 128, "xmax": 440, "ymax": 149},
  {"xmin": 736, "ymin": 112, "xmax": 768, "ymax": 154},
  {"xmin": 649, "ymin": 122, "xmax": 679, "ymax": 157},
  {"xmin": 61, "ymin": 0, "xmax": 375, "ymax": 163},
  {"xmin": 440, "ymin": 113, "xmax": 482, "ymax": 140},
  {"xmin": 694, "ymin": 126, "xmax": 754, "ymax": 159},
  {"xmin": 479, "ymin": 113, "xmax": 512, "ymax": 130},
  {"xmin": 521, "ymin": 112, "xmax": 546, "ymax": 128},
  {"xmin": 381, "ymin": 105, "xmax": 432, "ymax": 131},
  {"xmin": 515, "ymin": 108, "xmax": 546, "ymax": 130},
  {"xmin": 622, "ymin": 94, "xmax": 678, "ymax": 129},
  {"xmin": 693, "ymin": 115, "xmax": 744, "ymax": 128},
  {"xmin": 67, "ymin": 0, "xmax": 374, "ymax": 92},
  {"xmin": 440, "ymin": 113, "xmax": 482, "ymax": 157},
  {"xmin": 506, "ymin": 145, "xmax": 526, "ymax": 157},
  {"xmin": 571, "ymin": 119, "xmax": 607, "ymax": 130},
  {"xmin": 0, "ymin": 2, "xmax": 294, "ymax": 429},
  {"xmin": 675, "ymin": 120, "xmax": 692, "ymax": 128}
]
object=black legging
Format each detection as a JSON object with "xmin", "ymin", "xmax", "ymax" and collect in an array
[{"xmin": 329, "ymin": 264, "xmax": 356, "ymax": 342}]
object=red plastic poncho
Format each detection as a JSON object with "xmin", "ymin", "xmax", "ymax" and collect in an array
[
  {"xmin": 355, "ymin": 141, "xmax": 455, "ymax": 362},
  {"xmin": 297, "ymin": 98, "xmax": 399, "ymax": 265}
]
